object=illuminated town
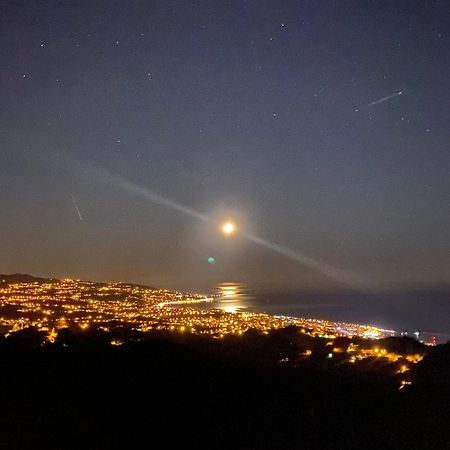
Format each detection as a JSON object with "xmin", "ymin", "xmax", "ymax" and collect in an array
[
  {"xmin": 1, "ymin": 276, "xmax": 426, "ymax": 373},
  {"xmin": 0, "ymin": 276, "xmax": 396, "ymax": 341},
  {"xmin": 0, "ymin": 276, "xmax": 426, "ymax": 388},
  {"xmin": 0, "ymin": 277, "xmax": 428, "ymax": 386}
]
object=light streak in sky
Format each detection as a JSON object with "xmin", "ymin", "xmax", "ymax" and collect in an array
[
  {"xmin": 70, "ymin": 160, "xmax": 207, "ymax": 221},
  {"xmin": 92, "ymin": 168, "xmax": 364, "ymax": 288},
  {"xmin": 113, "ymin": 177, "xmax": 208, "ymax": 221},
  {"xmin": 355, "ymin": 90, "xmax": 403, "ymax": 112},
  {"xmin": 59, "ymin": 153, "xmax": 365, "ymax": 289},
  {"xmin": 243, "ymin": 233, "xmax": 366, "ymax": 288},
  {"xmin": 70, "ymin": 194, "xmax": 83, "ymax": 221}
]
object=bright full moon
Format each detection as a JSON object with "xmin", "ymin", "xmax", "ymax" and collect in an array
[{"xmin": 221, "ymin": 221, "xmax": 236, "ymax": 236}]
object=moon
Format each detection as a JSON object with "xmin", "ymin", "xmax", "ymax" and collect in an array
[{"xmin": 221, "ymin": 221, "xmax": 236, "ymax": 236}]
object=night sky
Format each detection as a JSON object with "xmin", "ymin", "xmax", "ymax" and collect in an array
[{"xmin": 1, "ymin": 0, "xmax": 449, "ymax": 293}]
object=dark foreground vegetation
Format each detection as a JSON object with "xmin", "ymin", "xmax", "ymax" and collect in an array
[{"xmin": 0, "ymin": 326, "xmax": 449, "ymax": 449}]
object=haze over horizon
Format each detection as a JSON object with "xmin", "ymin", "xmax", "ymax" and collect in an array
[{"xmin": 1, "ymin": 1, "xmax": 449, "ymax": 294}]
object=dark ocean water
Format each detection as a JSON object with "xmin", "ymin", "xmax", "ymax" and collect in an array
[{"xmin": 205, "ymin": 282, "xmax": 450, "ymax": 344}]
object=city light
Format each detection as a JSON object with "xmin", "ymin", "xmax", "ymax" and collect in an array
[{"xmin": 0, "ymin": 277, "xmax": 418, "ymax": 369}]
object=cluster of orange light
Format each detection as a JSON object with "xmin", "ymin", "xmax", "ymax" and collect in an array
[{"xmin": 0, "ymin": 279, "xmax": 395, "ymax": 347}]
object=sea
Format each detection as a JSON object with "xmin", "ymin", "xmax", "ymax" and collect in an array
[{"xmin": 198, "ymin": 282, "xmax": 450, "ymax": 344}]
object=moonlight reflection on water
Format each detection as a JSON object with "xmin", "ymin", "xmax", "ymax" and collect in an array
[{"xmin": 212, "ymin": 282, "xmax": 254, "ymax": 313}]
